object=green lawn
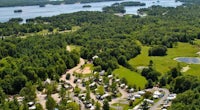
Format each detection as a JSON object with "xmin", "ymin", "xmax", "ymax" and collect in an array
[
  {"xmin": 128, "ymin": 42, "xmax": 200, "ymax": 76},
  {"xmin": 69, "ymin": 45, "xmax": 81, "ymax": 53},
  {"xmin": 83, "ymin": 63, "xmax": 94, "ymax": 70},
  {"xmin": 133, "ymin": 98, "xmax": 144, "ymax": 107},
  {"xmin": 113, "ymin": 66, "xmax": 147, "ymax": 89},
  {"xmin": 112, "ymin": 103, "xmax": 130, "ymax": 110},
  {"xmin": 111, "ymin": 98, "xmax": 144, "ymax": 110}
]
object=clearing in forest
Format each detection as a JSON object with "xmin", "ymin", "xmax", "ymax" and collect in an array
[
  {"xmin": 129, "ymin": 41, "xmax": 200, "ymax": 76},
  {"xmin": 113, "ymin": 66, "xmax": 147, "ymax": 89}
]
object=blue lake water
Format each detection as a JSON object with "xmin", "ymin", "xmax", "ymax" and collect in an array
[
  {"xmin": 174, "ymin": 57, "xmax": 200, "ymax": 64},
  {"xmin": 0, "ymin": 0, "xmax": 182, "ymax": 22}
]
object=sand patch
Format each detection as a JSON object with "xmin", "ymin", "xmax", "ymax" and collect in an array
[
  {"xmin": 136, "ymin": 66, "xmax": 148, "ymax": 71},
  {"xmin": 181, "ymin": 65, "xmax": 190, "ymax": 72},
  {"xmin": 66, "ymin": 45, "xmax": 71, "ymax": 52},
  {"xmin": 75, "ymin": 67, "xmax": 91, "ymax": 74},
  {"xmin": 196, "ymin": 51, "xmax": 200, "ymax": 56}
]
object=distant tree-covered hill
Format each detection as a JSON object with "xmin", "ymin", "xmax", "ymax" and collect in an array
[{"xmin": 0, "ymin": 0, "xmax": 121, "ymax": 7}]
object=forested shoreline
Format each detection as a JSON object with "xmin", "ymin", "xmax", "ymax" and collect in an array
[
  {"xmin": 0, "ymin": 0, "xmax": 121, "ymax": 7},
  {"xmin": 0, "ymin": 4, "xmax": 200, "ymax": 110}
]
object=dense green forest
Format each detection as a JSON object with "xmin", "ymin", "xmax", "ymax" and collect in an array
[
  {"xmin": 0, "ymin": 3, "xmax": 200, "ymax": 109},
  {"xmin": 0, "ymin": 35, "xmax": 80, "ymax": 94},
  {"xmin": 160, "ymin": 68, "xmax": 200, "ymax": 110},
  {"xmin": 177, "ymin": 0, "xmax": 200, "ymax": 4},
  {"xmin": 120, "ymin": 1, "xmax": 146, "ymax": 6},
  {"xmin": 102, "ymin": 3, "xmax": 126, "ymax": 13}
]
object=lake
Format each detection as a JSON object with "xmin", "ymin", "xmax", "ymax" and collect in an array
[
  {"xmin": 0, "ymin": 0, "xmax": 182, "ymax": 23},
  {"xmin": 174, "ymin": 57, "xmax": 200, "ymax": 64}
]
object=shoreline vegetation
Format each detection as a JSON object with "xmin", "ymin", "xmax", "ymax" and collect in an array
[
  {"xmin": 82, "ymin": 5, "xmax": 92, "ymax": 8},
  {"xmin": 120, "ymin": 1, "xmax": 146, "ymax": 6},
  {"xmin": 0, "ymin": 0, "xmax": 121, "ymax": 7}
]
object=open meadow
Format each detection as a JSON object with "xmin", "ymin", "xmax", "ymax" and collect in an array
[{"xmin": 129, "ymin": 42, "xmax": 200, "ymax": 76}]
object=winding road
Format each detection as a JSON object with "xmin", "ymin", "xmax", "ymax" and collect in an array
[{"xmin": 60, "ymin": 58, "xmax": 85, "ymax": 110}]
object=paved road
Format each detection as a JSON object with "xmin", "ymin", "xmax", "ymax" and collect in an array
[
  {"xmin": 109, "ymin": 88, "xmax": 128, "ymax": 105},
  {"xmin": 60, "ymin": 58, "xmax": 85, "ymax": 88},
  {"xmin": 150, "ymin": 88, "xmax": 170, "ymax": 110}
]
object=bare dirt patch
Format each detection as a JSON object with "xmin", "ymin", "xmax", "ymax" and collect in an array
[
  {"xmin": 181, "ymin": 65, "xmax": 190, "ymax": 72},
  {"xmin": 196, "ymin": 51, "xmax": 200, "ymax": 56},
  {"xmin": 75, "ymin": 67, "xmax": 92, "ymax": 74},
  {"xmin": 66, "ymin": 45, "xmax": 71, "ymax": 52}
]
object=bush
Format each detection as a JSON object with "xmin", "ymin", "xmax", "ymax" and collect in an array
[{"xmin": 66, "ymin": 73, "xmax": 71, "ymax": 80}]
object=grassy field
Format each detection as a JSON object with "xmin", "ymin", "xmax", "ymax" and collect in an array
[
  {"xmin": 113, "ymin": 66, "xmax": 147, "ymax": 89},
  {"xmin": 128, "ymin": 42, "xmax": 200, "ymax": 76},
  {"xmin": 18, "ymin": 26, "xmax": 81, "ymax": 38},
  {"xmin": 83, "ymin": 63, "xmax": 94, "ymax": 70},
  {"xmin": 111, "ymin": 98, "xmax": 144, "ymax": 110},
  {"xmin": 69, "ymin": 45, "xmax": 81, "ymax": 53}
]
